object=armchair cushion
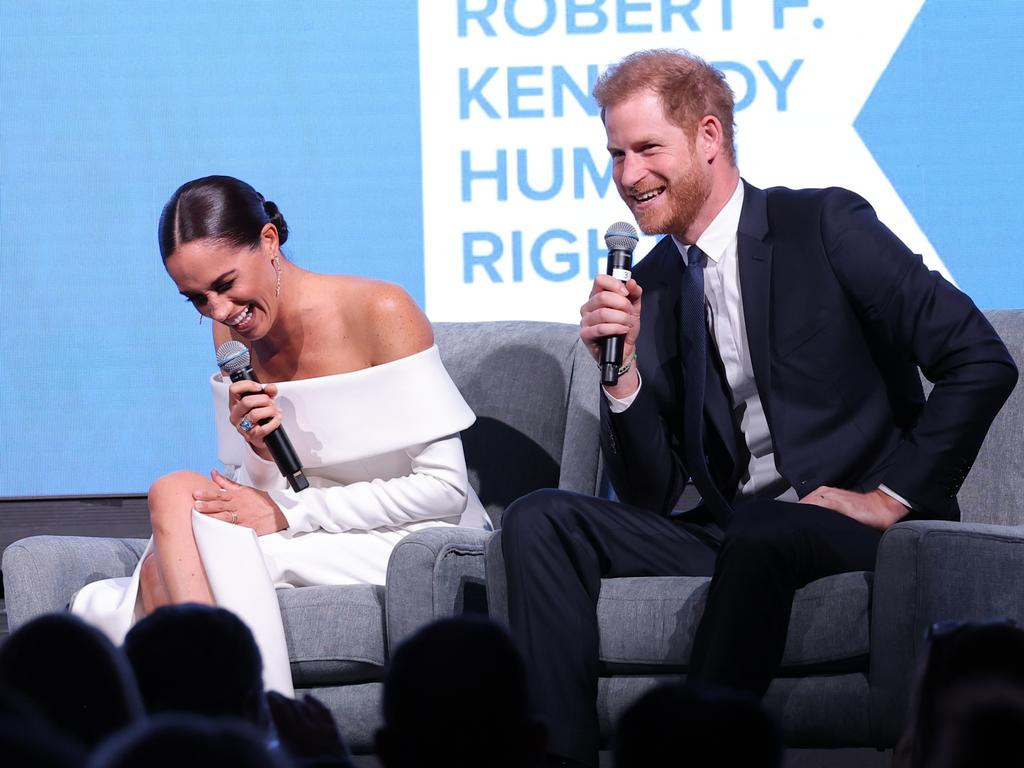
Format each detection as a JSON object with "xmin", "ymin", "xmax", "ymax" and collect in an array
[
  {"xmin": 597, "ymin": 571, "xmax": 871, "ymax": 672},
  {"xmin": 281, "ymin": 584, "xmax": 386, "ymax": 686}
]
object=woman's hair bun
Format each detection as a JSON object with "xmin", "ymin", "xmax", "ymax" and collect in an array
[{"xmin": 263, "ymin": 200, "xmax": 289, "ymax": 245}]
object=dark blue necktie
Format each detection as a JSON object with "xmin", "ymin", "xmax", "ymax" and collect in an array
[{"xmin": 682, "ymin": 245, "xmax": 731, "ymax": 525}]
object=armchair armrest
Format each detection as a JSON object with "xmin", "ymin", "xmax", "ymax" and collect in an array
[
  {"xmin": 869, "ymin": 520, "xmax": 1024, "ymax": 744},
  {"xmin": 384, "ymin": 527, "xmax": 495, "ymax": 651},
  {"xmin": 2, "ymin": 535, "xmax": 148, "ymax": 631}
]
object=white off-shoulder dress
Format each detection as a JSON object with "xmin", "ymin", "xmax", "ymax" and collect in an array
[{"xmin": 71, "ymin": 346, "xmax": 490, "ymax": 695}]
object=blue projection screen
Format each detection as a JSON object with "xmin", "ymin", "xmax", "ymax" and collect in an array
[{"xmin": 2, "ymin": 0, "xmax": 1022, "ymax": 497}]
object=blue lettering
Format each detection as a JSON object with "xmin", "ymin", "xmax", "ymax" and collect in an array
[
  {"xmin": 552, "ymin": 65, "xmax": 599, "ymax": 117},
  {"xmin": 758, "ymin": 59, "xmax": 803, "ymax": 111},
  {"xmin": 588, "ymin": 229, "xmax": 608, "ymax": 279},
  {"xmin": 573, "ymin": 148, "xmax": 612, "ymax": 199},
  {"xmin": 618, "ymin": 0, "xmax": 653, "ymax": 33},
  {"xmin": 662, "ymin": 0, "xmax": 700, "ymax": 31},
  {"xmin": 566, "ymin": 0, "xmax": 608, "ymax": 33},
  {"xmin": 458, "ymin": 0, "xmax": 498, "ymax": 36},
  {"xmin": 463, "ymin": 232, "xmax": 503, "ymax": 283},
  {"xmin": 721, "ymin": 0, "xmax": 733, "ymax": 30},
  {"xmin": 517, "ymin": 148, "xmax": 564, "ymax": 200},
  {"xmin": 459, "ymin": 68, "xmax": 500, "ymax": 119},
  {"xmin": 508, "ymin": 66, "xmax": 545, "ymax": 118},
  {"xmin": 505, "ymin": 0, "xmax": 556, "ymax": 36},
  {"xmin": 712, "ymin": 61, "xmax": 756, "ymax": 111},
  {"xmin": 511, "ymin": 230, "xmax": 523, "ymax": 281},
  {"xmin": 773, "ymin": 0, "xmax": 808, "ymax": 29},
  {"xmin": 531, "ymin": 229, "xmax": 579, "ymax": 281},
  {"xmin": 461, "ymin": 150, "xmax": 508, "ymax": 201}
]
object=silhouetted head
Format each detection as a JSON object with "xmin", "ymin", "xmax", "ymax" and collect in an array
[
  {"xmin": 123, "ymin": 604, "xmax": 266, "ymax": 726},
  {"xmin": 928, "ymin": 679, "xmax": 1024, "ymax": 768},
  {"xmin": 0, "ymin": 687, "xmax": 87, "ymax": 767},
  {"xmin": 87, "ymin": 713, "xmax": 289, "ymax": 768},
  {"xmin": 0, "ymin": 612, "xmax": 143, "ymax": 749},
  {"xmin": 376, "ymin": 616, "xmax": 545, "ymax": 768},
  {"xmin": 900, "ymin": 618, "xmax": 1024, "ymax": 768},
  {"xmin": 614, "ymin": 682, "xmax": 781, "ymax": 768}
]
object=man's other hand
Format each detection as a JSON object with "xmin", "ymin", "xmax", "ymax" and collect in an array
[{"xmin": 799, "ymin": 486, "xmax": 909, "ymax": 530}]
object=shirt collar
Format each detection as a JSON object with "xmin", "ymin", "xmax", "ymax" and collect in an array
[{"xmin": 672, "ymin": 177, "xmax": 744, "ymax": 265}]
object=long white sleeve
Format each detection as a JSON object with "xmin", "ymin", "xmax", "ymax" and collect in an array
[
  {"xmin": 228, "ymin": 434, "xmax": 473, "ymax": 535},
  {"xmin": 213, "ymin": 345, "xmax": 489, "ymax": 533}
]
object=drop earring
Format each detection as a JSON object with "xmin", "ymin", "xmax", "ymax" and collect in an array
[
  {"xmin": 199, "ymin": 314, "xmax": 204, "ymax": 325},
  {"xmin": 273, "ymin": 257, "xmax": 282, "ymax": 297}
]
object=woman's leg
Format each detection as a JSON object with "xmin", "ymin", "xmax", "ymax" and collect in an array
[
  {"xmin": 143, "ymin": 470, "xmax": 221, "ymax": 606},
  {"xmin": 138, "ymin": 552, "xmax": 171, "ymax": 614}
]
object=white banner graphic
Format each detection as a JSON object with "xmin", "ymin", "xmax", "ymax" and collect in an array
[{"xmin": 419, "ymin": 0, "xmax": 942, "ymax": 323}]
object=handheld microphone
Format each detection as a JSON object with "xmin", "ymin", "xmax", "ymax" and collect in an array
[
  {"xmin": 600, "ymin": 221, "xmax": 640, "ymax": 385},
  {"xmin": 216, "ymin": 341, "xmax": 309, "ymax": 492}
]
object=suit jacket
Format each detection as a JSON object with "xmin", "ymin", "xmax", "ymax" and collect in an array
[{"xmin": 602, "ymin": 181, "xmax": 1018, "ymax": 523}]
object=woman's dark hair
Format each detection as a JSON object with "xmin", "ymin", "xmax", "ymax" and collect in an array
[{"xmin": 158, "ymin": 175, "xmax": 288, "ymax": 261}]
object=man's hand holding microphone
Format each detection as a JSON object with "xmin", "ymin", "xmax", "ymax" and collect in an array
[{"xmin": 580, "ymin": 223, "xmax": 642, "ymax": 399}]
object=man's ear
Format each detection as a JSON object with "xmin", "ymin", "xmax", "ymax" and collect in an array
[{"xmin": 697, "ymin": 114, "xmax": 725, "ymax": 164}]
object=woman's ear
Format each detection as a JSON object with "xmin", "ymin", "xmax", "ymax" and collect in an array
[{"xmin": 260, "ymin": 222, "xmax": 279, "ymax": 254}]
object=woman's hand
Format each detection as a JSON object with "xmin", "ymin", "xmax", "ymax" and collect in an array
[
  {"xmin": 228, "ymin": 380, "xmax": 281, "ymax": 462},
  {"xmin": 192, "ymin": 469, "xmax": 289, "ymax": 535}
]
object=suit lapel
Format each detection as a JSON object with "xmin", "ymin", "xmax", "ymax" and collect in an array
[{"xmin": 737, "ymin": 180, "xmax": 775, "ymax": 434}]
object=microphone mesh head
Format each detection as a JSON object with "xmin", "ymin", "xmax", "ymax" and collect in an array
[
  {"xmin": 216, "ymin": 340, "xmax": 251, "ymax": 374},
  {"xmin": 605, "ymin": 221, "xmax": 639, "ymax": 252}
]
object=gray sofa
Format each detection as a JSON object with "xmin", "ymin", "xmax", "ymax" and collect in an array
[
  {"xmin": 5, "ymin": 312, "xmax": 1021, "ymax": 752},
  {"xmin": 483, "ymin": 309, "xmax": 1023, "ymax": 750},
  {"xmin": 1, "ymin": 321, "xmax": 603, "ymax": 752}
]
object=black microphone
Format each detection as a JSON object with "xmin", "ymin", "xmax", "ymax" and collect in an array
[
  {"xmin": 600, "ymin": 221, "xmax": 640, "ymax": 385},
  {"xmin": 216, "ymin": 341, "xmax": 309, "ymax": 492}
]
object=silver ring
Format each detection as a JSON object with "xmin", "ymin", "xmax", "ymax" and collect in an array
[
  {"xmin": 229, "ymin": 510, "xmax": 238, "ymax": 524},
  {"xmin": 239, "ymin": 417, "xmax": 254, "ymax": 433}
]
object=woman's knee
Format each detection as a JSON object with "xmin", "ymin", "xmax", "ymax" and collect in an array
[{"xmin": 148, "ymin": 470, "xmax": 210, "ymax": 532}]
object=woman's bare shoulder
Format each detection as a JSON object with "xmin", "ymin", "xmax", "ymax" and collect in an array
[{"xmin": 326, "ymin": 276, "xmax": 433, "ymax": 364}]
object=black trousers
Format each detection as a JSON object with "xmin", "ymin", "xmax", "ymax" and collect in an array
[{"xmin": 500, "ymin": 489, "xmax": 883, "ymax": 767}]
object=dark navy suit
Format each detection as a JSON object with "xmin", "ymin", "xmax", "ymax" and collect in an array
[{"xmin": 501, "ymin": 182, "xmax": 1017, "ymax": 766}]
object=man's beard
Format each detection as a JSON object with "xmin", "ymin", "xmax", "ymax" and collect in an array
[{"xmin": 631, "ymin": 164, "xmax": 711, "ymax": 237}]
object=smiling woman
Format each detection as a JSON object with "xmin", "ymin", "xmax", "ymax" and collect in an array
[{"xmin": 69, "ymin": 175, "xmax": 491, "ymax": 694}]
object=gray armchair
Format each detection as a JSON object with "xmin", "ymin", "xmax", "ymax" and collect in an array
[
  {"xmin": 485, "ymin": 309, "xmax": 1024, "ymax": 750},
  {"xmin": 1, "ymin": 320, "xmax": 603, "ymax": 751}
]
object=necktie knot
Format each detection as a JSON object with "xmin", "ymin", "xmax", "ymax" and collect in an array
[{"xmin": 686, "ymin": 244, "xmax": 704, "ymax": 268}]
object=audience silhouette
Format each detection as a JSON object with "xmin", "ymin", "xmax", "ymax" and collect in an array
[
  {"xmin": 123, "ymin": 603, "xmax": 351, "ymax": 766},
  {"xmin": 0, "ymin": 613, "xmax": 143, "ymax": 750},
  {"xmin": 613, "ymin": 682, "xmax": 781, "ymax": 768},
  {"xmin": 376, "ymin": 615, "xmax": 546, "ymax": 768},
  {"xmin": 895, "ymin": 618, "xmax": 1024, "ymax": 768},
  {"xmin": 0, "ymin": 686, "xmax": 87, "ymax": 767},
  {"xmin": 7, "ymin": 606, "xmax": 1024, "ymax": 767},
  {"xmin": 123, "ymin": 604, "xmax": 267, "ymax": 725},
  {"xmin": 87, "ymin": 713, "xmax": 292, "ymax": 768},
  {"xmin": 926, "ymin": 679, "xmax": 1024, "ymax": 768}
]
